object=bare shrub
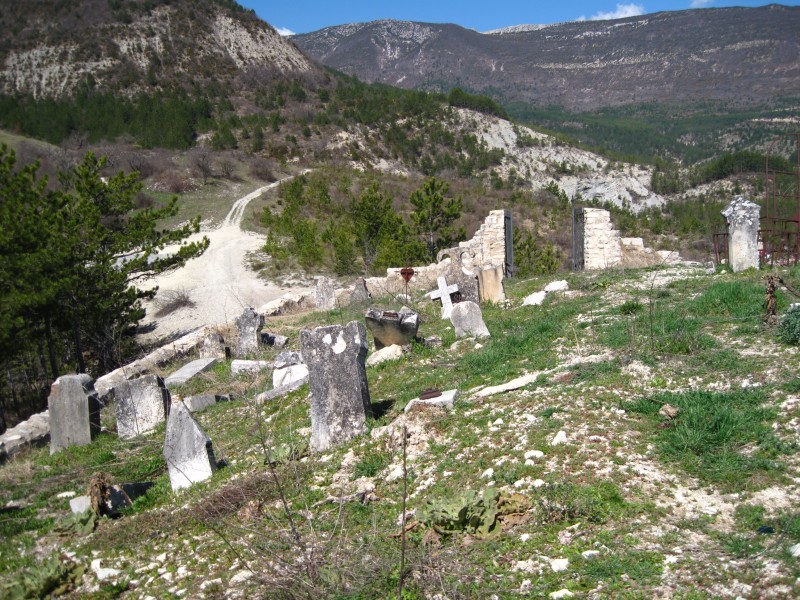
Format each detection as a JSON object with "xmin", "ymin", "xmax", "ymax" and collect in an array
[
  {"xmin": 218, "ymin": 157, "xmax": 238, "ymax": 180},
  {"xmin": 154, "ymin": 289, "xmax": 195, "ymax": 317},
  {"xmin": 191, "ymin": 149, "xmax": 214, "ymax": 184},
  {"xmin": 153, "ymin": 169, "xmax": 194, "ymax": 194},
  {"xmin": 249, "ymin": 158, "xmax": 276, "ymax": 182}
]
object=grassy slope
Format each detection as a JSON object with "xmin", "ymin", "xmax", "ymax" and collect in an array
[{"xmin": 3, "ymin": 265, "xmax": 800, "ymax": 598}]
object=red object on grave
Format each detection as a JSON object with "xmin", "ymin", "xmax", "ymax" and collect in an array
[{"xmin": 400, "ymin": 267, "xmax": 415, "ymax": 282}]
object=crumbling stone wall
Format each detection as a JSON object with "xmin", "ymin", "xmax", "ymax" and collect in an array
[
  {"xmin": 445, "ymin": 209, "xmax": 507, "ymax": 270},
  {"xmin": 580, "ymin": 208, "xmax": 622, "ymax": 270}
]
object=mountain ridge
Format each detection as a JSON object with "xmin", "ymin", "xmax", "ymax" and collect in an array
[{"xmin": 293, "ymin": 5, "xmax": 800, "ymax": 111}]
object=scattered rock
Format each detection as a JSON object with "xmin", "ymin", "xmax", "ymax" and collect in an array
[
  {"xmin": 522, "ymin": 291, "xmax": 547, "ymax": 306},
  {"xmin": 424, "ymin": 336, "xmax": 443, "ymax": 348},
  {"xmin": 659, "ymin": 403, "xmax": 680, "ymax": 420},
  {"xmin": 524, "ymin": 450, "xmax": 544, "ymax": 460},
  {"xmin": 582, "ymin": 550, "xmax": 601, "ymax": 560},
  {"xmin": 366, "ymin": 344, "xmax": 405, "ymax": 367},
  {"xmin": 274, "ymin": 351, "xmax": 303, "ymax": 370},
  {"xmin": 544, "ymin": 280, "xmax": 569, "ymax": 293},
  {"xmin": 550, "ymin": 558, "xmax": 569, "ymax": 572},
  {"xmin": 550, "ymin": 431, "xmax": 567, "ymax": 446},
  {"xmin": 549, "ymin": 590, "xmax": 574, "ymax": 599},
  {"xmin": 91, "ymin": 559, "xmax": 122, "ymax": 581}
]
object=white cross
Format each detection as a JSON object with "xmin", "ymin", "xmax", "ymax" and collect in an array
[{"xmin": 429, "ymin": 276, "xmax": 459, "ymax": 319}]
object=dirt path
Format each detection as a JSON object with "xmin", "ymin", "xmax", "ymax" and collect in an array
[{"xmin": 137, "ymin": 174, "xmax": 310, "ymax": 343}]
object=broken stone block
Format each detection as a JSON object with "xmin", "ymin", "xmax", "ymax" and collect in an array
[
  {"xmin": 200, "ymin": 333, "xmax": 227, "ymax": 360},
  {"xmin": 164, "ymin": 358, "xmax": 218, "ymax": 389},
  {"xmin": 163, "ymin": 400, "xmax": 216, "ymax": 491},
  {"xmin": 231, "ymin": 360, "xmax": 271, "ymax": 375},
  {"xmin": 364, "ymin": 307, "xmax": 419, "ymax": 350},
  {"xmin": 315, "ymin": 276, "xmax": 337, "ymax": 311},
  {"xmin": 48, "ymin": 374, "xmax": 101, "ymax": 455},
  {"xmin": 350, "ymin": 278, "xmax": 371, "ymax": 306},
  {"xmin": 301, "ymin": 321, "xmax": 371, "ymax": 452},
  {"xmin": 366, "ymin": 344, "xmax": 405, "ymax": 367},
  {"xmin": 273, "ymin": 364, "xmax": 309, "ymax": 388},
  {"xmin": 114, "ymin": 375, "xmax": 170, "ymax": 439},
  {"xmin": 69, "ymin": 495, "xmax": 92, "ymax": 514},
  {"xmin": 274, "ymin": 351, "xmax": 303, "ymax": 369},
  {"xmin": 184, "ymin": 394, "xmax": 229, "ymax": 413},
  {"xmin": 70, "ymin": 482, "xmax": 154, "ymax": 516},
  {"xmin": 477, "ymin": 265, "xmax": 506, "ymax": 303},
  {"xmin": 235, "ymin": 307, "xmax": 264, "ymax": 357},
  {"xmin": 405, "ymin": 389, "xmax": 459, "ymax": 413},
  {"xmin": 261, "ymin": 331, "xmax": 288, "ymax": 347},
  {"xmin": 450, "ymin": 301, "xmax": 490, "ymax": 339}
]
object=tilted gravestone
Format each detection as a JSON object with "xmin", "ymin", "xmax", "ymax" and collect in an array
[
  {"xmin": 200, "ymin": 333, "xmax": 227, "ymax": 360},
  {"xmin": 163, "ymin": 400, "xmax": 216, "ymax": 491},
  {"xmin": 428, "ymin": 276, "xmax": 459, "ymax": 319},
  {"xmin": 315, "ymin": 277, "xmax": 336, "ymax": 311},
  {"xmin": 450, "ymin": 301, "xmax": 491, "ymax": 339},
  {"xmin": 364, "ymin": 307, "xmax": 419, "ymax": 350},
  {"xmin": 164, "ymin": 357, "xmax": 218, "ymax": 389},
  {"xmin": 49, "ymin": 374, "xmax": 101, "ymax": 454},
  {"xmin": 444, "ymin": 263, "xmax": 480, "ymax": 305},
  {"xmin": 114, "ymin": 375, "xmax": 170, "ymax": 439},
  {"xmin": 301, "ymin": 321, "xmax": 371, "ymax": 452},
  {"xmin": 235, "ymin": 307, "xmax": 264, "ymax": 357}
]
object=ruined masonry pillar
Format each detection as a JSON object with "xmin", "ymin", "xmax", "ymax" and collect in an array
[{"xmin": 722, "ymin": 196, "xmax": 760, "ymax": 272}]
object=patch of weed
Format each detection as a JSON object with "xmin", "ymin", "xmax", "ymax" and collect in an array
[
  {"xmin": 354, "ymin": 451, "xmax": 391, "ymax": 478},
  {"xmin": 534, "ymin": 481, "xmax": 627, "ymax": 524},
  {"xmin": 626, "ymin": 389, "xmax": 787, "ymax": 491},
  {"xmin": 580, "ymin": 550, "xmax": 663, "ymax": 588}
]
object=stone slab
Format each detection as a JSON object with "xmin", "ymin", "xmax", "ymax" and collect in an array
[
  {"xmin": 184, "ymin": 394, "xmax": 229, "ymax": 413},
  {"xmin": 405, "ymin": 389, "xmax": 459, "ymax": 413},
  {"xmin": 273, "ymin": 364, "xmax": 309, "ymax": 388},
  {"xmin": 365, "ymin": 307, "xmax": 419, "ymax": 350},
  {"xmin": 163, "ymin": 401, "xmax": 216, "ymax": 491},
  {"xmin": 255, "ymin": 378, "xmax": 308, "ymax": 404},
  {"xmin": 231, "ymin": 360, "xmax": 271, "ymax": 375},
  {"xmin": 165, "ymin": 358, "xmax": 218, "ymax": 388}
]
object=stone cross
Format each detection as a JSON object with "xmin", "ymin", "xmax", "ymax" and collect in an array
[{"xmin": 429, "ymin": 276, "xmax": 459, "ymax": 319}]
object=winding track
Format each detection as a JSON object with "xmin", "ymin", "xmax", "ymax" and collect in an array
[{"xmin": 138, "ymin": 172, "xmax": 311, "ymax": 341}]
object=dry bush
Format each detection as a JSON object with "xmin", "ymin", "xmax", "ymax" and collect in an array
[
  {"xmin": 154, "ymin": 289, "xmax": 195, "ymax": 317},
  {"xmin": 152, "ymin": 169, "xmax": 195, "ymax": 194},
  {"xmin": 134, "ymin": 191, "xmax": 154, "ymax": 209},
  {"xmin": 249, "ymin": 158, "xmax": 276, "ymax": 182}
]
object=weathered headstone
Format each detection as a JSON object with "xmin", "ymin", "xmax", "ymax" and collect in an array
[
  {"xmin": 164, "ymin": 358, "xmax": 218, "ymax": 389},
  {"xmin": 48, "ymin": 374, "xmax": 101, "ymax": 454},
  {"xmin": 114, "ymin": 375, "xmax": 170, "ymax": 439},
  {"xmin": 163, "ymin": 400, "xmax": 216, "ymax": 491},
  {"xmin": 364, "ymin": 307, "xmax": 419, "ymax": 350},
  {"xmin": 450, "ymin": 301, "xmax": 491, "ymax": 339},
  {"xmin": 301, "ymin": 321, "xmax": 371, "ymax": 451},
  {"xmin": 350, "ymin": 278, "xmax": 371, "ymax": 306},
  {"xmin": 477, "ymin": 265, "xmax": 506, "ymax": 303},
  {"xmin": 722, "ymin": 196, "xmax": 761, "ymax": 272},
  {"xmin": 445, "ymin": 263, "xmax": 480, "ymax": 305},
  {"xmin": 235, "ymin": 307, "xmax": 264, "ymax": 357},
  {"xmin": 315, "ymin": 277, "xmax": 337, "ymax": 311},
  {"xmin": 428, "ymin": 276, "xmax": 459, "ymax": 319},
  {"xmin": 200, "ymin": 333, "xmax": 227, "ymax": 360}
]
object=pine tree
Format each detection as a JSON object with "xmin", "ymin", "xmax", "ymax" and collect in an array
[{"xmin": 409, "ymin": 177, "xmax": 465, "ymax": 261}]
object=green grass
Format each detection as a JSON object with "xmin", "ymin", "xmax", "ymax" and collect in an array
[{"xmin": 626, "ymin": 389, "xmax": 790, "ymax": 491}]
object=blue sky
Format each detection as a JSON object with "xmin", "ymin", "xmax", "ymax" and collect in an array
[{"xmin": 237, "ymin": 0, "xmax": 799, "ymax": 35}]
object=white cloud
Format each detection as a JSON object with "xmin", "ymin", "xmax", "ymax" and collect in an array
[
  {"xmin": 588, "ymin": 3, "xmax": 646, "ymax": 21},
  {"xmin": 276, "ymin": 26, "xmax": 295, "ymax": 36},
  {"xmin": 690, "ymin": 0, "xmax": 714, "ymax": 7}
]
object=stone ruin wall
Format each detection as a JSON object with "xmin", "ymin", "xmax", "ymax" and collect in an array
[
  {"xmin": 580, "ymin": 208, "xmax": 680, "ymax": 271},
  {"xmin": 366, "ymin": 209, "xmax": 508, "ymax": 296}
]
